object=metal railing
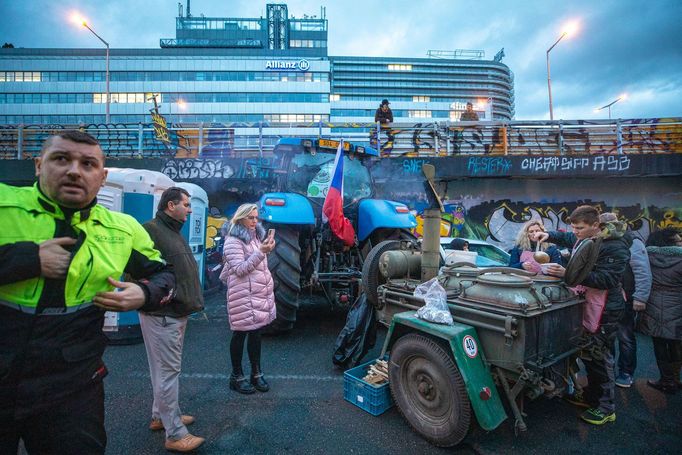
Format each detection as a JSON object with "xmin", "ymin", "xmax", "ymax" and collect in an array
[{"xmin": 1, "ymin": 118, "xmax": 680, "ymax": 159}]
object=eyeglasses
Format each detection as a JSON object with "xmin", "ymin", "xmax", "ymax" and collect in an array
[{"xmin": 246, "ymin": 216, "xmax": 259, "ymax": 221}]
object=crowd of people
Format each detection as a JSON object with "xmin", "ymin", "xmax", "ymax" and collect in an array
[
  {"xmin": 505, "ymin": 206, "xmax": 681, "ymax": 425},
  {"xmin": 0, "ymin": 130, "xmax": 678, "ymax": 452}
]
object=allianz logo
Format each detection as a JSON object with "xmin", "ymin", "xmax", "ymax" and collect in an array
[{"xmin": 265, "ymin": 59, "xmax": 310, "ymax": 71}]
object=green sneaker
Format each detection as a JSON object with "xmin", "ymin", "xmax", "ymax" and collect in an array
[
  {"xmin": 580, "ymin": 408, "xmax": 616, "ymax": 425},
  {"xmin": 564, "ymin": 391, "xmax": 591, "ymax": 409}
]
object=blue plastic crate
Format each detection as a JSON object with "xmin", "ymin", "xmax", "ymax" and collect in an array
[{"xmin": 343, "ymin": 358, "xmax": 393, "ymax": 416}]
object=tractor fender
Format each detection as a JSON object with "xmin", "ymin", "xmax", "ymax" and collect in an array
[
  {"xmin": 259, "ymin": 192, "xmax": 315, "ymax": 225},
  {"xmin": 382, "ymin": 311, "xmax": 507, "ymax": 431},
  {"xmin": 357, "ymin": 199, "xmax": 418, "ymax": 241}
]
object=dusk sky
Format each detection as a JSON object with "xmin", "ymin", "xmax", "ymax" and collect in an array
[{"xmin": 1, "ymin": 0, "xmax": 681, "ymax": 120}]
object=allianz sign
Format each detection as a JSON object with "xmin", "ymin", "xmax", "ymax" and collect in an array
[{"xmin": 265, "ymin": 59, "xmax": 311, "ymax": 71}]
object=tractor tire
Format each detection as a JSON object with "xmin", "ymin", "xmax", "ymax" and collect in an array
[
  {"xmin": 267, "ymin": 226, "xmax": 302, "ymax": 333},
  {"xmin": 389, "ymin": 333, "xmax": 471, "ymax": 447},
  {"xmin": 362, "ymin": 240, "xmax": 401, "ymax": 308}
]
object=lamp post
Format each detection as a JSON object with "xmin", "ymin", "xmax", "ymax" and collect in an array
[
  {"xmin": 595, "ymin": 95, "xmax": 626, "ymax": 119},
  {"xmin": 81, "ymin": 21, "xmax": 110, "ymax": 124},
  {"xmin": 546, "ymin": 32, "xmax": 567, "ymax": 121}
]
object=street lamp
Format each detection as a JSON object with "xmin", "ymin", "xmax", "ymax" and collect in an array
[
  {"xmin": 595, "ymin": 94, "xmax": 627, "ymax": 119},
  {"xmin": 546, "ymin": 21, "xmax": 579, "ymax": 121},
  {"xmin": 72, "ymin": 14, "xmax": 110, "ymax": 123}
]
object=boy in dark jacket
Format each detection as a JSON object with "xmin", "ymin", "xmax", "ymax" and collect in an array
[{"xmin": 535, "ymin": 205, "xmax": 630, "ymax": 425}]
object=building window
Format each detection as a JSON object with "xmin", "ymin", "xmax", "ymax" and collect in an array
[
  {"xmin": 330, "ymin": 94, "xmax": 340, "ymax": 102},
  {"xmin": 413, "ymin": 96, "xmax": 430, "ymax": 102},
  {"xmin": 388, "ymin": 64, "xmax": 412, "ymax": 71},
  {"xmin": 408, "ymin": 110, "xmax": 432, "ymax": 118}
]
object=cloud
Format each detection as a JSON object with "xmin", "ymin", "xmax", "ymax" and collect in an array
[{"xmin": 0, "ymin": 0, "xmax": 680, "ymax": 119}]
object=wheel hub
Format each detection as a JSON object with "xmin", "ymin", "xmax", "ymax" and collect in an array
[{"xmin": 416, "ymin": 373, "xmax": 435, "ymax": 400}]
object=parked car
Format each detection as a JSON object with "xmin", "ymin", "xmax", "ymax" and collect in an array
[{"xmin": 439, "ymin": 237, "xmax": 511, "ymax": 267}]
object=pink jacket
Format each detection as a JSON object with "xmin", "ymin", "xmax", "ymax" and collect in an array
[{"xmin": 220, "ymin": 223, "xmax": 276, "ymax": 331}]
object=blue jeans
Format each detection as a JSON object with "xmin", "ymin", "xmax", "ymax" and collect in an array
[{"xmin": 617, "ymin": 302, "xmax": 637, "ymax": 376}]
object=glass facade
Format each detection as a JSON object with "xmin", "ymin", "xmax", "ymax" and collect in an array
[{"xmin": 0, "ymin": 4, "xmax": 514, "ymax": 126}]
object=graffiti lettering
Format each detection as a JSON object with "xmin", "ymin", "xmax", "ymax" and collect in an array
[
  {"xmin": 467, "ymin": 157, "xmax": 512, "ymax": 176},
  {"xmin": 592, "ymin": 155, "xmax": 631, "ymax": 172},
  {"xmin": 403, "ymin": 159, "xmax": 430, "ymax": 174},
  {"xmin": 162, "ymin": 159, "xmax": 235, "ymax": 180}
]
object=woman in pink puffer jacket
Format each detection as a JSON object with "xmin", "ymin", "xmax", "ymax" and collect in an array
[{"xmin": 219, "ymin": 203, "xmax": 276, "ymax": 394}]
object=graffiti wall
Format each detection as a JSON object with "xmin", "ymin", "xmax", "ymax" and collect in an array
[{"xmin": 377, "ymin": 176, "xmax": 682, "ymax": 252}]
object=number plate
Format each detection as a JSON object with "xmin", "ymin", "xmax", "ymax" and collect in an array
[{"xmin": 318, "ymin": 139, "xmax": 351, "ymax": 151}]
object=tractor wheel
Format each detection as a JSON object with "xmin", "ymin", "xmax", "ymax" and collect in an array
[
  {"xmin": 267, "ymin": 226, "xmax": 302, "ymax": 332},
  {"xmin": 389, "ymin": 333, "xmax": 471, "ymax": 447},
  {"xmin": 362, "ymin": 240, "xmax": 401, "ymax": 308}
]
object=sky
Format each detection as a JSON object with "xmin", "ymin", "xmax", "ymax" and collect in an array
[{"xmin": 1, "ymin": 0, "xmax": 681, "ymax": 120}]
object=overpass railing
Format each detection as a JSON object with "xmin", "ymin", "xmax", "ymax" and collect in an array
[{"xmin": 0, "ymin": 118, "xmax": 680, "ymax": 159}]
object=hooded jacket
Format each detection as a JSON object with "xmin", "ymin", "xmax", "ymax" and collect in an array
[
  {"xmin": 142, "ymin": 211, "xmax": 204, "ymax": 318},
  {"xmin": 220, "ymin": 223, "xmax": 275, "ymax": 331},
  {"xmin": 638, "ymin": 246, "xmax": 682, "ymax": 340},
  {"xmin": 621, "ymin": 231, "xmax": 652, "ymax": 303},
  {"xmin": 548, "ymin": 220, "xmax": 630, "ymax": 312}
]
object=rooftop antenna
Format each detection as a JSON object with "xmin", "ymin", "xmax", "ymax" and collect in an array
[
  {"xmin": 178, "ymin": 2, "xmax": 183, "ymax": 17},
  {"xmin": 186, "ymin": 0, "xmax": 192, "ymax": 17}
]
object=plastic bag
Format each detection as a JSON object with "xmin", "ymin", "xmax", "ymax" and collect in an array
[
  {"xmin": 332, "ymin": 294, "xmax": 377, "ymax": 368},
  {"xmin": 414, "ymin": 278, "xmax": 454, "ymax": 325}
]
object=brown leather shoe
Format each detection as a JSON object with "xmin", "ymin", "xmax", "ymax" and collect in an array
[
  {"xmin": 149, "ymin": 415, "xmax": 196, "ymax": 431},
  {"xmin": 165, "ymin": 433, "xmax": 205, "ymax": 452}
]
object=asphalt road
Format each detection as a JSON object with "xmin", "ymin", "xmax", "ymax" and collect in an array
[{"xmin": 99, "ymin": 293, "xmax": 682, "ymax": 454}]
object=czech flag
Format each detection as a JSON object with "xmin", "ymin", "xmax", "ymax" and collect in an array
[{"xmin": 322, "ymin": 140, "xmax": 356, "ymax": 247}]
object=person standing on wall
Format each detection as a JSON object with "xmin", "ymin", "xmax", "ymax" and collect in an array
[
  {"xmin": 140, "ymin": 187, "xmax": 206, "ymax": 453},
  {"xmin": 220, "ymin": 203, "xmax": 276, "ymax": 394},
  {"xmin": 0, "ymin": 130, "xmax": 175, "ymax": 454},
  {"xmin": 598, "ymin": 213, "xmax": 652, "ymax": 389},
  {"xmin": 534, "ymin": 205, "xmax": 629, "ymax": 426}
]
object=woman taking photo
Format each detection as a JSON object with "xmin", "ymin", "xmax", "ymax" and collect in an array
[
  {"xmin": 508, "ymin": 220, "xmax": 562, "ymax": 274},
  {"xmin": 220, "ymin": 203, "xmax": 276, "ymax": 394}
]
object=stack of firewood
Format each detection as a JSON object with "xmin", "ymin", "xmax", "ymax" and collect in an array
[{"xmin": 363, "ymin": 359, "xmax": 389, "ymax": 386}]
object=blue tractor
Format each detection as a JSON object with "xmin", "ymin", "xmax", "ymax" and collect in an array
[{"xmin": 258, "ymin": 138, "xmax": 418, "ymax": 331}]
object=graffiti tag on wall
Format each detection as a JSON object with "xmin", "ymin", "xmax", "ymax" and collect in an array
[{"xmin": 162, "ymin": 159, "xmax": 235, "ymax": 180}]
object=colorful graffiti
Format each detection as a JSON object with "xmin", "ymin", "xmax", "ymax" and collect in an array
[{"xmin": 379, "ymin": 177, "xmax": 682, "ymax": 252}]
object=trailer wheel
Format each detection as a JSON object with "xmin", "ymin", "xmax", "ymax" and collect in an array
[
  {"xmin": 362, "ymin": 240, "xmax": 401, "ymax": 308},
  {"xmin": 389, "ymin": 333, "xmax": 471, "ymax": 447},
  {"xmin": 267, "ymin": 226, "xmax": 301, "ymax": 332}
]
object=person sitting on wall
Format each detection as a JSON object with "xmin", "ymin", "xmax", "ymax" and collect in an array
[
  {"xmin": 374, "ymin": 99, "xmax": 394, "ymax": 125},
  {"xmin": 460, "ymin": 102, "xmax": 479, "ymax": 121}
]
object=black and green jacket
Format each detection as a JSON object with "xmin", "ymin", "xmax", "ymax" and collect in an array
[
  {"xmin": 548, "ymin": 222, "xmax": 630, "ymax": 312},
  {"xmin": 0, "ymin": 183, "xmax": 175, "ymax": 417},
  {"xmin": 142, "ymin": 211, "xmax": 204, "ymax": 318}
]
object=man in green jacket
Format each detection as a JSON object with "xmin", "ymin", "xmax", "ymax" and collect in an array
[
  {"xmin": 140, "ymin": 187, "xmax": 205, "ymax": 452},
  {"xmin": 0, "ymin": 131, "xmax": 175, "ymax": 454}
]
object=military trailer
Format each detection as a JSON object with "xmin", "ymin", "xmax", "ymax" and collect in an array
[{"xmin": 361, "ymin": 165, "xmax": 587, "ymax": 447}]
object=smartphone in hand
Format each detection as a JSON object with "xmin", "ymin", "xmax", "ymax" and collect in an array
[{"xmin": 267, "ymin": 229, "xmax": 276, "ymax": 241}]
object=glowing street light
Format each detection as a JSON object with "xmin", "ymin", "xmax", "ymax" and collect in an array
[
  {"xmin": 71, "ymin": 12, "xmax": 110, "ymax": 123},
  {"xmin": 595, "ymin": 93, "xmax": 627, "ymax": 119},
  {"xmin": 546, "ymin": 21, "xmax": 579, "ymax": 121}
]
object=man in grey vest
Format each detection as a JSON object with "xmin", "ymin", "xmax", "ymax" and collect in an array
[{"xmin": 140, "ymin": 187, "xmax": 205, "ymax": 452}]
